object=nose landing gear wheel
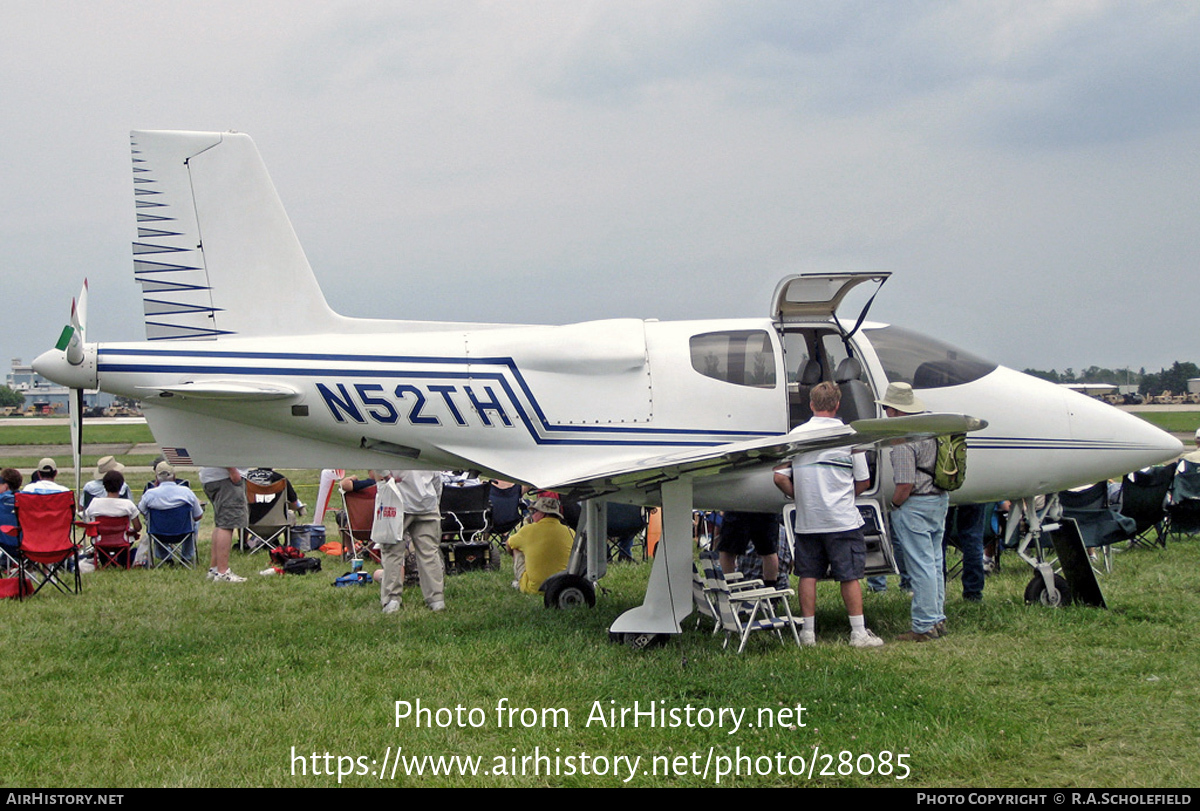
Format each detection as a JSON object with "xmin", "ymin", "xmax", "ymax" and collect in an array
[{"xmin": 1025, "ymin": 573, "xmax": 1072, "ymax": 607}]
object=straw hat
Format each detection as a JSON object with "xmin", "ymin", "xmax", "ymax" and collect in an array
[
  {"xmin": 875, "ymin": 382, "xmax": 927, "ymax": 414},
  {"xmin": 94, "ymin": 455, "xmax": 124, "ymax": 479}
]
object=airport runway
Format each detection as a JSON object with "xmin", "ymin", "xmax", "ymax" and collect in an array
[
  {"xmin": 0, "ymin": 417, "xmax": 158, "ymax": 461},
  {"xmin": 0, "ymin": 416, "xmax": 147, "ymax": 426}
]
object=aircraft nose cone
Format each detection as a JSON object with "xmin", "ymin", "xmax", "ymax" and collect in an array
[
  {"xmin": 32, "ymin": 346, "xmax": 98, "ymax": 390},
  {"xmin": 1068, "ymin": 392, "xmax": 1183, "ymax": 469}
]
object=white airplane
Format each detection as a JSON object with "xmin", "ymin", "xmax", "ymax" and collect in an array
[{"xmin": 34, "ymin": 131, "xmax": 1181, "ymax": 641}]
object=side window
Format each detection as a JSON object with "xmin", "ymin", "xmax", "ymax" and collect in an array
[
  {"xmin": 820, "ymin": 333, "xmax": 851, "ymax": 379},
  {"xmin": 690, "ymin": 330, "xmax": 777, "ymax": 388}
]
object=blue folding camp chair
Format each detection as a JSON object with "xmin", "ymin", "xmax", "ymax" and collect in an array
[{"xmin": 145, "ymin": 503, "xmax": 196, "ymax": 568}]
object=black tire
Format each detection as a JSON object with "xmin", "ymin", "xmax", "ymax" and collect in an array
[
  {"xmin": 1025, "ymin": 573, "xmax": 1072, "ymax": 607},
  {"xmin": 543, "ymin": 574, "xmax": 596, "ymax": 609}
]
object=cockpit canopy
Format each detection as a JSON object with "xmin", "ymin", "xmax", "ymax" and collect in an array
[{"xmin": 865, "ymin": 325, "xmax": 997, "ymax": 389}]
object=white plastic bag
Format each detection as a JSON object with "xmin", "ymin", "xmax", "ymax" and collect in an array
[{"xmin": 371, "ymin": 478, "xmax": 406, "ymax": 544}]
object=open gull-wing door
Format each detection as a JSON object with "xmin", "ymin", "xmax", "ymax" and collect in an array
[{"xmin": 772, "ymin": 271, "xmax": 891, "ymax": 336}]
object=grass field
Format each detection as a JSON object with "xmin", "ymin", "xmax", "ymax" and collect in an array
[
  {"xmin": 0, "ymin": 422, "xmax": 159, "ymax": 472},
  {"xmin": 1134, "ymin": 411, "xmax": 1200, "ymax": 435},
  {"xmin": 2, "ymin": 495, "xmax": 1199, "ymax": 788},
  {"xmin": 0, "ymin": 422, "xmax": 156, "ymax": 446}
]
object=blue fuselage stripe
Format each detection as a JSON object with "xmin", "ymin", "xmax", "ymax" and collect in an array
[{"xmin": 97, "ymin": 348, "xmax": 773, "ymax": 447}]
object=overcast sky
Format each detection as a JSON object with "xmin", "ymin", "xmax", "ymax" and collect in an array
[{"xmin": 3, "ymin": 1, "xmax": 1197, "ymax": 379}]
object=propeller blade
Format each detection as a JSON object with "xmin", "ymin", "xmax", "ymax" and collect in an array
[
  {"xmin": 72, "ymin": 279, "xmax": 88, "ymax": 342},
  {"xmin": 70, "ymin": 387, "xmax": 83, "ymax": 506},
  {"xmin": 62, "ymin": 280, "xmax": 89, "ymax": 366}
]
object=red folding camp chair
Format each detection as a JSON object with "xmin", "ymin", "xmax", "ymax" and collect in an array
[
  {"xmin": 15, "ymin": 490, "xmax": 81, "ymax": 598},
  {"xmin": 337, "ymin": 487, "xmax": 380, "ymax": 563},
  {"xmin": 89, "ymin": 515, "xmax": 135, "ymax": 570}
]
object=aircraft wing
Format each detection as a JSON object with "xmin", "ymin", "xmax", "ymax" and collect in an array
[{"xmin": 547, "ymin": 413, "xmax": 987, "ymax": 500}]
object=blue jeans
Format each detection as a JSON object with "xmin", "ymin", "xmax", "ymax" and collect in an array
[
  {"xmin": 891, "ymin": 493, "xmax": 948, "ymax": 634},
  {"xmin": 945, "ymin": 504, "xmax": 985, "ymax": 601}
]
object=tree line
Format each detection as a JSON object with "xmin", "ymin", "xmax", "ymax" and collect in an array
[{"xmin": 1022, "ymin": 362, "xmax": 1200, "ymax": 397}]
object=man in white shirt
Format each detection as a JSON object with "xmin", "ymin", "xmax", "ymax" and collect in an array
[
  {"xmin": 773, "ymin": 382, "xmax": 882, "ymax": 648},
  {"xmin": 22, "ymin": 458, "xmax": 69, "ymax": 494}
]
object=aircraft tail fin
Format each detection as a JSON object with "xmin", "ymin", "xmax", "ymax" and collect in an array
[{"xmin": 129, "ymin": 130, "xmax": 339, "ymax": 340}]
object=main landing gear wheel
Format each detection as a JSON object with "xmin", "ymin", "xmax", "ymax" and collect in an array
[
  {"xmin": 607, "ymin": 631, "xmax": 670, "ymax": 650},
  {"xmin": 1025, "ymin": 573, "xmax": 1072, "ymax": 607},
  {"xmin": 543, "ymin": 574, "xmax": 596, "ymax": 609}
]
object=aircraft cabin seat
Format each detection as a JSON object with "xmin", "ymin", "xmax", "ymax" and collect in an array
[
  {"xmin": 835, "ymin": 357, "xmax": 875, "ymax": 425},
  {"xmin": 791, "ymin": 359, "xmax": 823, "ymax": 427}
]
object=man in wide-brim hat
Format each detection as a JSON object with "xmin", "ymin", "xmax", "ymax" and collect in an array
[{"xmin": 878, "ymin": 382, "xmax": 949, "ymax": 643}]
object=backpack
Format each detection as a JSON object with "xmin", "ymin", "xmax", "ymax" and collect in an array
[
  {"xmin": 282, "ymin": 556, "xmax": 322, "ymax": 575},
  {"xmin": 919, "ymin": 433, "xmax": 968, "ymax": 492}
]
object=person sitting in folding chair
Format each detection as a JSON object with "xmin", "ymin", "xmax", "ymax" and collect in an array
[
  {"xmin": 139, "ymin": 462, "xmax": 203, "ymax": 566},
  {"xmin": 80, "ymin": 456, "xmax": 133, "ymax": 512},
  {"xmin": 338, "ymin": 471, "xmax": 381, "ymax": 562},
  {"xmin": 142, "ymin": 455, "xmax": 191, "ymax": 495},
  {"xmin": 83, "ymin": 470, "xmax": 142, "ymax": 569},
  {"xmin": 22, "ymin": 458, "xmax": 69, "ymax": 494},
  {"xmin": 242, "ymin": 468, "xmax": 302, "ymax": 553},
  {"xmin": 15, "ymin": 488, "xmax": 80, "ymax": 597},
  {"xmin": 0, "ymin": 468, "xmax": 23, "ymax": 571},
  {"xmin": 246, "ymin": 468, "xmax": 303, "ymax": 517}
]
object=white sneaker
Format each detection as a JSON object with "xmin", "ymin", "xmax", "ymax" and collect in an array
[
  {"xmin": 429, "ymin": 601, "xmax": 445, "ymax": 612},
  {"xmin": 382, "ymin": 600, "xmax": 401, "ymax": 614},
  {"xmin": 799, "ymin": 630, "xmax": 816, "ymax": 647},
  {"xmin": 212, "ymin": 569, "xmax": 246, "ymax": 583},
  {"xmin": 259, "ymin": 567, "xmax": 278, "ymax": 577},
  {"xmin": 849, "ymin": 628, "xmax": 885, "ymax": 648},
  {"xmin": 511, "ymin": 580, "xmax": 520, "ymax": 590},
  {"xmin": 206, "ymin": 567, "xmax": 219, "ymax": 581}
]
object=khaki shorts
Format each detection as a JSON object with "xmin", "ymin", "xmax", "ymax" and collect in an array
[{"xmin": 204, "ymin": 478, "xmax": 249, "ymax": 530}]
